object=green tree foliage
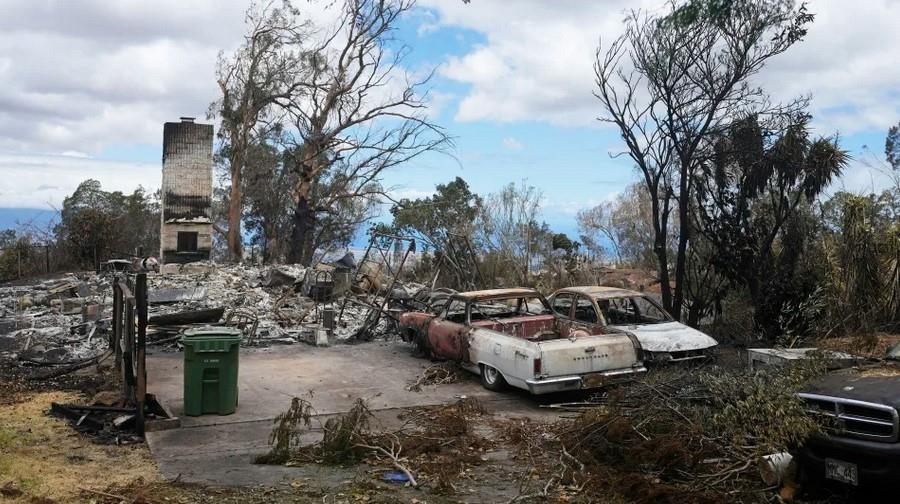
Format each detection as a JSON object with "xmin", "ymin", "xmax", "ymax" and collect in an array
[
  {"xmin": 242, "ymin": 132, "xmax": 295, "ymax": 262},
  {"xmin": 56, "ymin": 180, "xmax": 160, "ymax": 267},
  {"xmin": 389, "ymin": 177, "xmax": 483, "ymax": 251},
  {"xmin": 820, "ymin": 191, "xmax": 900, "ymax": 333},
  {"xmin": 692, "ymin": 115, "xmax": 847, "ymax": 336},
  {"xmin": 0, "ymin": 230, "xmax": 32, "ymax": 281},
  {"xmin": 887, "ymin": 121, "xmax": 900, "ymax": 171},
  {"xmin": 239, "ymin": 137, "xmax": 382, "ymax": 263}
]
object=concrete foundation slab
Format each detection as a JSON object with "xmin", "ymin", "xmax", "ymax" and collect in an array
[{"xmin": 145, "ymin": 341, "xmax": 558, "ymax": 487}]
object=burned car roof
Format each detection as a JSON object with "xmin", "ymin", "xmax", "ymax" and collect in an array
[
  {"xmin": 554, "ymin": 285, "xmax": 644, "ymax": 299},
  {"xmin": 453, "ymin": 288, "xmax": 544, "ymax": 302}
]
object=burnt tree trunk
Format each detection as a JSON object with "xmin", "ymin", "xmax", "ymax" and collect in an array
[
  {"xmin": 671, "ymin": 166, "xmax": 691, "ymax": 321},
  {"xmin": 649, "ymin": 179, "xmax": 673, "ymax": 315},
  {"xmin": 227, "ymin": 154, "xmax": 243, "ymax": 262},
  {"xmin": 288, "ymin": 178, "xmax": 315, "ymax": 266}
]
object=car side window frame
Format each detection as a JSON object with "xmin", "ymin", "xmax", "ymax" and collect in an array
[
  {"xmin": 432, "ymin": 297, "xmax": 449, "ymax": 316},
  {"xmin": 574, "ymin": 295, "xmax": 600, "ymax": 325},
  {"xmin": 636, "ymin": 295, "xmax": 673, "ymax": 322},
  {"xmin": 551, "ymin": 293, "xmax": 574, "ymax": 319},
  {"xmin": 593, "ymin": 297, "xmax": 609, "ymax": 326}
]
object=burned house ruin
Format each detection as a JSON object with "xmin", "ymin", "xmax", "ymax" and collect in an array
[{"xmin": 160, "ymin": 117, "xmax": 213, "ymax": 264}]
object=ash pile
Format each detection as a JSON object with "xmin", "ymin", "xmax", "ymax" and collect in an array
[
  {"xmin": 148, "ymin": 253, "xmax": 429, "ymax": 347},
  {"xmin": 1, "ymin": 240, "xmax": 438, "ymax": 378},
  {"xmin": 1, "ymin": 274, "xmax": 113, "ymax": 379}
]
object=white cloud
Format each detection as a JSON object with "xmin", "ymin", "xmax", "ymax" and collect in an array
[
  {"xmin": 0, "ymin": 153, "xmax": 159, "ymax": 208},
  {"xmin": 0, "ymin": 1, "xmax": 245, "ymax": 154},
  {"xmin": 501, "ymin": 136, "xmax": 523, "ymax": 150},
  {"xmin": 422, "ymin": 0, "xmax": 900, "ymax": 134},
  {"xmin": 389, "ymin": 188, "xmax": 435, "ymax": 201}
]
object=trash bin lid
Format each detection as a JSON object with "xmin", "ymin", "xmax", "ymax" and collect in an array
[{"xmin": 182, "ymin": 326, "xmax": 243, "ymax": 339}]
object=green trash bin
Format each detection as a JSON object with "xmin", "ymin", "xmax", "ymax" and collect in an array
[{"xmin": 182, "ymin": 326, "xmax": 242, "ymax": 416}]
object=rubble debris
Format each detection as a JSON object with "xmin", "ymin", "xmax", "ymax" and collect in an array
[
  {"xmin": 81, "ymin": 302, "xmax": 102, "ymax": 322},
  {"xmin": 333, "ymin": 252, "xmax": 356, "ymax": 269},
  {"xmin": 338, "ymin": 232, "xmax": 417, "ymax": 340},
  {"xmin": 48, "ymin": 279, "xmax": 79, "ymax": 296},
  {"xmin": 148, "ymin": 307, "xmax": 224, "ymax": 326},
  {"xmin": 747, "ymin": 347, "xmax": 861, "ymax": 371},
  {"xmin": 224, "ymin": 307, "xmax": 259, "ymax": 342},
  {"xmin": 2, "ymin": 249, "xmax": 436, "ymax": 379},
  {"xmin": 148, "ymin": 286, "xmax": 207, "ymax": 304},
  {"xmin": 261, "ymin": 266, "xmax": 302, "ymax": 288},
  {"xmin": 758, "ymin": 452, "xmax": 794, "ymax": 486}
]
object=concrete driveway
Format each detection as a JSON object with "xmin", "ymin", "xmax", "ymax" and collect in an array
[{"xmin": 145, "ymin": 341, "xmax": 559, "ymax": 487}]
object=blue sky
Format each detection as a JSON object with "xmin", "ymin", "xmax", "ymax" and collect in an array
[{"xmin": 1, "ymin": 0, "xmax": 898, "ymax": 242}]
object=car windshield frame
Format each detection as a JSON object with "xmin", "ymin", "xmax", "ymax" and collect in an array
[
  {"xmin": 463, "ymin": 295, "xmax": 552, "ymax": 325},
  {"xmin": 598, "ymin": 294, "xmax": 673, "ymax": 325}
]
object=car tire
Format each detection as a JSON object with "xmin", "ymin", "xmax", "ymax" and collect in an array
[{"xmin": 480, "ymin": 364, "xmax": 507, "ymax": 391}]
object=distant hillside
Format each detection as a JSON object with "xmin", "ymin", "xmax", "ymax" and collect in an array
[{"xmin": 0, "ymin": 208, "xmax": 59, "ymax": 233}]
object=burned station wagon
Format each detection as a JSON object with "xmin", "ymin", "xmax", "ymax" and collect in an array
[
  {"xmin": 399, "ymin": 288, "xmax": 646, "ymax": 394},
  {"xmin": 548, "ymin": 286, "xmax": 718, "ymax": 363}
]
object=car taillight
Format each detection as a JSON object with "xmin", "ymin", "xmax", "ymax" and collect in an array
[{"xmin": 533, "ymin": 357, "xmax": 542, "ymax": 376}]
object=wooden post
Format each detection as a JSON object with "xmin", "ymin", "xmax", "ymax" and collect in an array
[
  {"xmin": 112, "ymin": 280, "xmax": 122, "ymax": 374},
  {"xmin": 135, "ymin": 273, "xmax": 147, "ymax": 434}
]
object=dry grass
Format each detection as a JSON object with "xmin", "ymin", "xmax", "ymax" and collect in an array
[
  {"xmin": 0, "ymin": 391, "xmax": 160, "ymax": 503},
  {"xmin": 817, "ymin": 332, "xmax": 900, "ymax": 359}
]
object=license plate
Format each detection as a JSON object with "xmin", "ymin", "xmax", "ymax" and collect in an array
[
  {"xmin": 581, "ymin": 373, "xmax": 608, "ymax": 388},
  {"xmin": 825, "ymin": 458, "xmax": 858, "ymax": 486}
]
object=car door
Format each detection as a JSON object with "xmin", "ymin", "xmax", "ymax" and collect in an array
[{"xmin": 425, "ymin": 298, "xmax": 470, "ymax": 361}]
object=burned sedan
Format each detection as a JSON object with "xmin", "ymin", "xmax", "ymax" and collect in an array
[
  {"xmin": 399, "ymin": 288, "xmax": 646, "ymax": 394},
  {"xmin": 547, "ymin": 286, "xmax": 718, "ymax": 363}
]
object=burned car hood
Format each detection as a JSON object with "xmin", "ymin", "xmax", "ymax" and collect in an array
[
  {"xmin": 609, "ymin": 321, "xmax": 718, "ymax": 353},
  {"xmin": 803, "ymin": 371, "xmax": 900, "ymax": 410}
]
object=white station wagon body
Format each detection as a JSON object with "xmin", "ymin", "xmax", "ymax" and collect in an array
[
  {"xmin": 399, "ymin": 288, "xmax": 646, "ymax": 394},
  {"xmin": 548, "ymin": 286, "xmax": 719, "ymax": 363}
]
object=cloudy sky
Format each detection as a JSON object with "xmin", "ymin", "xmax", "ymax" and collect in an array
[{"xmin": 1, "ymin": 0, "xmax": 898, "ymax": 237}]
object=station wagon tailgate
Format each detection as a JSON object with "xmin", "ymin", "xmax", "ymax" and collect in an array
[{"xmin": 537, "ymin": 333, "xmax": 640, "ymax": 377}]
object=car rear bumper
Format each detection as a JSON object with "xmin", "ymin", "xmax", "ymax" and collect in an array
[
  {"xmin": 525, "ymin": 366, "xmax": 646, "ymax": 394},
  {"xmin": 797, "ymin": 434, "xmax": 900, "ymax": 487}
]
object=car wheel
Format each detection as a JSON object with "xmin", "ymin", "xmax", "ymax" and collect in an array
[{"xmin": 480, "ymin": 364, "xmax": 507, "ymax": 391}]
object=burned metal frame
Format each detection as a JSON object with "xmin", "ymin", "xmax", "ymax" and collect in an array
[
  {"xmin": 111, "ymin": 272, "xmax": 148, "ymax": 433},
  {"xmin": 339, "ymin": 231, "xmax": 416, "ymax": 340},
  {"xmin": 430, "ymin": 232, "xmax": 484, "ymax": 292}
]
